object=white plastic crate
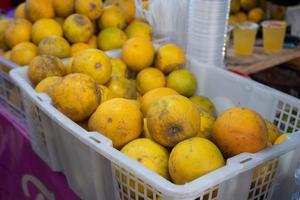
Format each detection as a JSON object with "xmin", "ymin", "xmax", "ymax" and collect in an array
[
  {"xmin": 0, "ymin": 56, "xmax": 26, "ymax": 127},
  {"xmin": 10, "ymin": 58, "xmax": 300, "ymax": 200}
]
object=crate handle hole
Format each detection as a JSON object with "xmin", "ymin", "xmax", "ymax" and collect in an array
[
  {"xmin": 90, "ymin": 136, "xmax": 101, "ymax": 144},
  {"xmin": 240, "ymin": 157, "xmax": 252, "ymax": 164}
]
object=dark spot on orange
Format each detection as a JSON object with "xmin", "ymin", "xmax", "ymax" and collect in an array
[
  {"xmin": 168, "ymin": 125, "xmax": 181, "ymax": 136},
  {"xmin": 137, "ymin": 157, "xmax": 142, "ymax": 162},
  {"xmin": 74, "ymin": 15, "xmax": 86, "ymax": 26},
  {"xmin": 95, "ymin": 63, "xmax": 102, "ymax": 69},
  {"xmin": 90, "ymin": 3, "xmax": 97, "ymax": 10},
  {"xmin": 107, "ymin": 117, "xmax": 112, "ymax": 123}
]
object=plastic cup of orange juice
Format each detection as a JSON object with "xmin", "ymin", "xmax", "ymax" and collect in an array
[
  {"xmin": 233, "ymin": 22, "xmax": 259, "ymax": 56},
  {"xmin": 262, "ymin": 20, "xmax": 287, "ymax": 54}
]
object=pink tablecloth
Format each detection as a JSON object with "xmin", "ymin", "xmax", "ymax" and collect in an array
[{"xmin": 0, "ymin": 107, "xmax": 80, "ymax": 200}]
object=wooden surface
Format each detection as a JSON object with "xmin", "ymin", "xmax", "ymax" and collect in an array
[{"xmin": 226, "ymin": 46, "xmax": 300, "ymax": 74}]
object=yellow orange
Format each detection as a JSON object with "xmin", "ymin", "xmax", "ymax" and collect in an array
[
  {"xmin": 32, "ymin": 18, "xmax": 63, "ymax": 45},
  {"xmin": 72, "ymin": 49, "xmax": 112, "ymax": 84},
  {"xmin": 25, "ymin": 0, "xmax": 54, "ymax": 22},
  {"xmin": 88, "ymin": 98, "xmax": 143, "ymax": 149},
  {"xmin": 125, "ymin": 20, "xmax": 152, "ymax": 40},
  {"xmin": 70, "ymin": 43, "xmax": 90, "ymax": 57},
  {"xmin": 15, "ymin": 3, "xmax": 26, "ymax": 19},
  {"xmin": 63, "ymin": 14, "xmax": 93, "ymax": 43},
  {"xmin": 141, "ymin": 87, "xmax": 178, "ymax": 116},
  {"xmin": 53, "ymin": 73, "xmax": 101, "ymax": 122},
  {"xmin": 155, "ymin": 44, "xmax": 186, "ymax": 74},
  {"xmin": 10, "ymin": 42, "xmax": 37, "ymax": 66},
  {"xmin": 53, "ymin": 0, "xmax": 74, "ymax": 18},
  {"xmin": 136, "ymin": 68, "xmax": 166, "ymax": 95},
  {"xmin": 122, "ymin": 37, "xmax": 155, "ymax": 72},
  {"xmin": 98, "ymin": 6, "xmax": 126, "ymax": 29},
  {"xmin": 4, "ymin": 19, "xmax": 32, "ymax": 49},
  {"xmin": 75, "ymin": 0, "xmax": 103, "ymax": 20}
]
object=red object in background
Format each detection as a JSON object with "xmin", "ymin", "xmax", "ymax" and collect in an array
[
  {"xmin": 226, "ymin": 68, "xmax": 252, "ymax": 79},
  {"xmin": 0, "ymin": 0, "xmax": 12, "ymax": 12}
]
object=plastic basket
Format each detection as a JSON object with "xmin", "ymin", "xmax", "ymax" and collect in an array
[
  {"xmin": 0, "ymin": 56, "xmax": 26, "ymax": 127},
  {"xmin": 10, "ymin": 58, "xmax": 300, "ymax": 200}
]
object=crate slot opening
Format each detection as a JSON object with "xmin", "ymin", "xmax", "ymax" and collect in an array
[
  {"xmin": 89, "ymin": 136, "xmax": 101, "ymax": 144},
  {"xmin": 240, "ymin": 157, "xmax": 253, "ymax": 164}
]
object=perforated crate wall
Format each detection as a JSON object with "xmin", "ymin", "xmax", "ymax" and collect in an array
[
  {"xmin": 113, "ymin": 164, "xmax": 220, "ymax": 200},
  {"xmin": 0, "ymin": 66, "xmax": 26, "ymax": 126},
  {"xmin": 248, "ymin": 159, "xmax": 279, "ymax": 200},
  {"xmin": 272, "ymin": 100, "xmax": 300, "ymax": 133}
]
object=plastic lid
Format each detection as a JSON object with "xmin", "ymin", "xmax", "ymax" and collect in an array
[
  {"xmin": 261, "ymin": 20, "xmax": 287, "ymax": 28},
  {"xmin": 235, "ymin": 22, "xmax": 259, "ymax": 30}
]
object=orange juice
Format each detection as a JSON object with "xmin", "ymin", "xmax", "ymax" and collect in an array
[
  {"xmin": 233, "ymin": 22, "xmax": 258, "ymax": 56},
  {"xmin": 262, "ymin": 20, "xmax": 287, "ymax": 54}
]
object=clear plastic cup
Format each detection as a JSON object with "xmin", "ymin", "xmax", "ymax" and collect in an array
[
  {"xmin": 262, "ymin": 20, "xmax": 287, "ymax": 54},
  {"xmin": 233, "ymin": 22, "xmax": 259, "ymax": 56},
  {"xmin": 225, "ymin": 25, "xmax": 234, "ymax": 56}
]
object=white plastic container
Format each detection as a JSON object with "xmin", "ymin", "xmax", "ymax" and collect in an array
[
  {"xmin": 10, "ymin": 58, "xmax": 300, "ymax": 200},
  {"xmin": 0, "ymin": 56, "xmax": 26, "ymax": 127}
]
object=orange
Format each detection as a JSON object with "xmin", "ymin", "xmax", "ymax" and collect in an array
[
  {"xmin": 228, "ymin": 15, "xmax": 238, "ymax": 25},
  {"xmin": 190, "ymin": 96, "xmax": 217, "ymax": 117},
  {"xmin": 230, "ymin": 0, "xmax": 240, "ymax": 14},
  {"xmin": 235, "ymin": 12, "xmax": 248, "ymax": 23},
  {"xmin": 248, "ymin": 7, "xmax": 264, "ymax": 23},
  {"xmin": 167, "ymin": 69, "xmax": 197, "ymax": 97},
  {"xmin": 63, "ymin": 14, "xmax": 93, "ymax": 43},
  {"xmin": 265, "ymin": 120, "xmax": 280, "ymax": 144},
  {"xmin": 53, "ymin": 73, "xmax": 100, "ymax": 122},
  {"xmin": 0, "ymin": 19, "xmax": 10, "ymax": 50},
  {"xmin": 274, "ymin": 133, "xmax": 288, "ymax": 145},
  {"xmin": 72, "ymin": 49, "xmax": 112, "ymax": 84},
  {"xmin": 155, "ymin": 44, "xmax": 186, "ymax": 74},
  {"xmin": 32, "ymin": 18, "xmax": 63, "ymax": 45},
  {"xmin": 38, "ymin": 36, "xmax": 70, "ymax": 58},
  {"xmin": 35, "ymin": 76, "xmax": 62, "ymax": 98},
  {"xmin": 147, "ymin": 95, "xmax": 200, "ymax": 147},
  {"xmin": 28, "ymin": 55, "xmax": 65, "ymax": 85},
  {"xmin": 53, "ymin": 0, "xmax": 74, "ymax": 18},
  {"xmin": 169, "ymin": 137, "xmax": 224, "ymax": 184},
  {"xmin": 111, "ymin": 58, "xmax": 127, "ymax": 78},
  {"xmin": 75, "ymin": 0, "xmax": 103, "ymax": 20},
  {"xmin": 97, "ymin": 27, "xmax": 127, "ymax": 51},
  {"xmin": 25, "ymin": 0, "xmax": 54, "ymax": 22},
  {"xmin": 70, "ymin": 43, "xmax": 90, "ymax": 57},
  {"xmin": 121, "ymin": 138, "xmax": 170, "ymax": 179},
  {"xmin": 98, "ymin": 6, "xmax": 126, "ymax": 29},
  {"xmin": 10, "ymin": 42, "xmax": 37, "ymax": 66},
  {"xmin": 136, "ymin": 67, "xmax": 166, "ymax": 95},
  {"xmin": 108, "ymin": 77, "xmax": 137, "ymax": 99},
  {"xmin": 4, "ymin": 19, "xmax": 32, "ymax": 49},
  {"xmin": 15, "ymin": 3, "xmax": 26, "ymax": 19},
  {"xmin": 88, "ymin": 98, "xmax": 143, "ymax": 149},
  {"xmin": 240, "ymin": 0, "xmax": 257, "ymax": 11},
  {"xmin": 87, "ymin": 35, "xmax": 98, "ymax": 48},
  {"xmin": 141, "ymin": 87, "xmax": 178, "ymax": 116},
  {"xmin": 125, "ymin": 20, "xmax": 152, "ymax": 40},
  {"xmin": 212, "ymin": 107, "xmax": 268, "ymax": 157},
  {"xmin": 105, "ymin": 0, "xmax": 136, "ymax": 23},
  {"xmin": 122, "ymin": 37, "xmax": 155, "ymax": 72}
]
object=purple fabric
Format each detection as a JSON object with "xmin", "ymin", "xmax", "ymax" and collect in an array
[
  {"xmin": 0, "ymin": 107, "xmax": 80, "ymax": 200},
  {"xmin": 6, "ymin": 9, "xmax": 15, "ymax": 18}
]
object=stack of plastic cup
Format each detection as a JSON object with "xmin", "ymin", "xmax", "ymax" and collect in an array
[{"xmin": 186, "ymin": 0, "xmax": 231, "ymax": 67}]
